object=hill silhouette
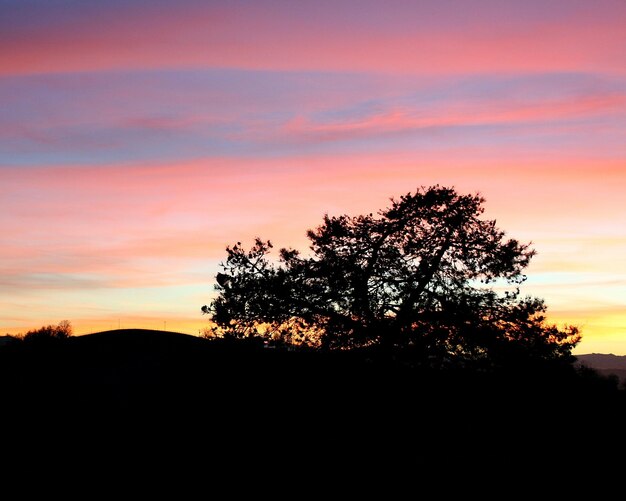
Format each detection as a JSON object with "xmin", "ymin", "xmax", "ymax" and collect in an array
[
  {"xmin": 1, "ymin": 328, "xmax": 383, "ymax": 417},
  {"xmin": 575, "ymin": 353, "xmax": 626, "ymax": 385},
  {"xmin": 3, "ymin": 327, "xmax": 625, "ymax": 478},
  {"xmin": 2, "ymin": 328, "xmax": 625, "ymax": 424}
]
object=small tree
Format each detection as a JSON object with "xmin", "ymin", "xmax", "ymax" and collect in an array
[{"xmin": 204, "ymin": 185, "xmax": 580, "ymax": 368}]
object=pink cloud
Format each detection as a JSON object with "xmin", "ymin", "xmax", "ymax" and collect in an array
[
  {"xmin": 233, "ymin": 89, "xmax": 626, "ymax": 146},
  {"xmin": 2, "ymin": 2, "xmax": 626, "ymax": 76}
]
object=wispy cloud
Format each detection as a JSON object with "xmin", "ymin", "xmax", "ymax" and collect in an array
[
  {"xmin": 2, "ymin": 70, "xmax": 624, "ymax": 165},
  {"xmin": 2, "ymin": 1, "xmax": 625, "ymax": 75}
]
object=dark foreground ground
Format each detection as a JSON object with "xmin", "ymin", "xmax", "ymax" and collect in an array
[
  {"xmin": 2, "ymin": 329, "xmax": 624, "ymax": 418},
  {"xmin": 1, "ymin": 329, "xmax": 624, "ymax": 479}
]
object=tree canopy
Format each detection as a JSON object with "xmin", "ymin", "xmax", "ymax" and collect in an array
[
  {"xmin": 20, "ymin": 320, "xmax": 73, "ymax": 345},
  {"xmin": 203, "ymin": 185, "xmax": 580, "ymax": 369}
]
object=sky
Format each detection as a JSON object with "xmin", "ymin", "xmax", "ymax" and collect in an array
[{"xmin": 1, "ymin": 0, "xmax": 625, "ymax": 354}]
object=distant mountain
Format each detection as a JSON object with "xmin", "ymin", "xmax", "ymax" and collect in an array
[
  {"xmin": 575, "ymin": 353, "xmax": 626, "ymax": 370},
  {"xmin": 575, "ymin": 353, "xmax": 626, "ymax": 383}
]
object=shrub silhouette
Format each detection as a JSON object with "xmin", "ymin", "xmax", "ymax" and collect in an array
[
  {"xmin": 22, "ymin": 320, "xmax": 73, "ymax": 346},
  {"xmin": 204, "ymin": 185, "xmax": 580, "ymax": 371}
]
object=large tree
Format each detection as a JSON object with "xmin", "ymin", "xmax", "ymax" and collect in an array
[{"xmin": 203, "ymin": 185, "xmax": 580, "ymax": 368}]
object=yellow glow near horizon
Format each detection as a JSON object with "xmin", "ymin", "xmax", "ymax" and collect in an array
[{"xmin": 1, "ymin": 1, "xmax": 625, "ymax": 355}]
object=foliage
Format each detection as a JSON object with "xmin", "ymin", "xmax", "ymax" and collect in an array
[
  {"xmin": 204, "ymin": 185, "xmax": 580, "ymax": 368},
  {"xmin": 22, "ymin": 320, "xmax": 73, "ymax": 345}
]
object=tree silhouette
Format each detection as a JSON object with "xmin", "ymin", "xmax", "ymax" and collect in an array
[
  {"xmin": 204, "ymin": 185, "xmax": 580, "ymax": 369},
  {"xmin": 23, "ymin": 320, "xmax": 73, "ymax": 345}
]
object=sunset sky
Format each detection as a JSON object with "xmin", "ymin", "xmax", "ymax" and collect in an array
[{"xmin": 1, "ymin": 0, "xmax": 625, "ymax": 354}]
